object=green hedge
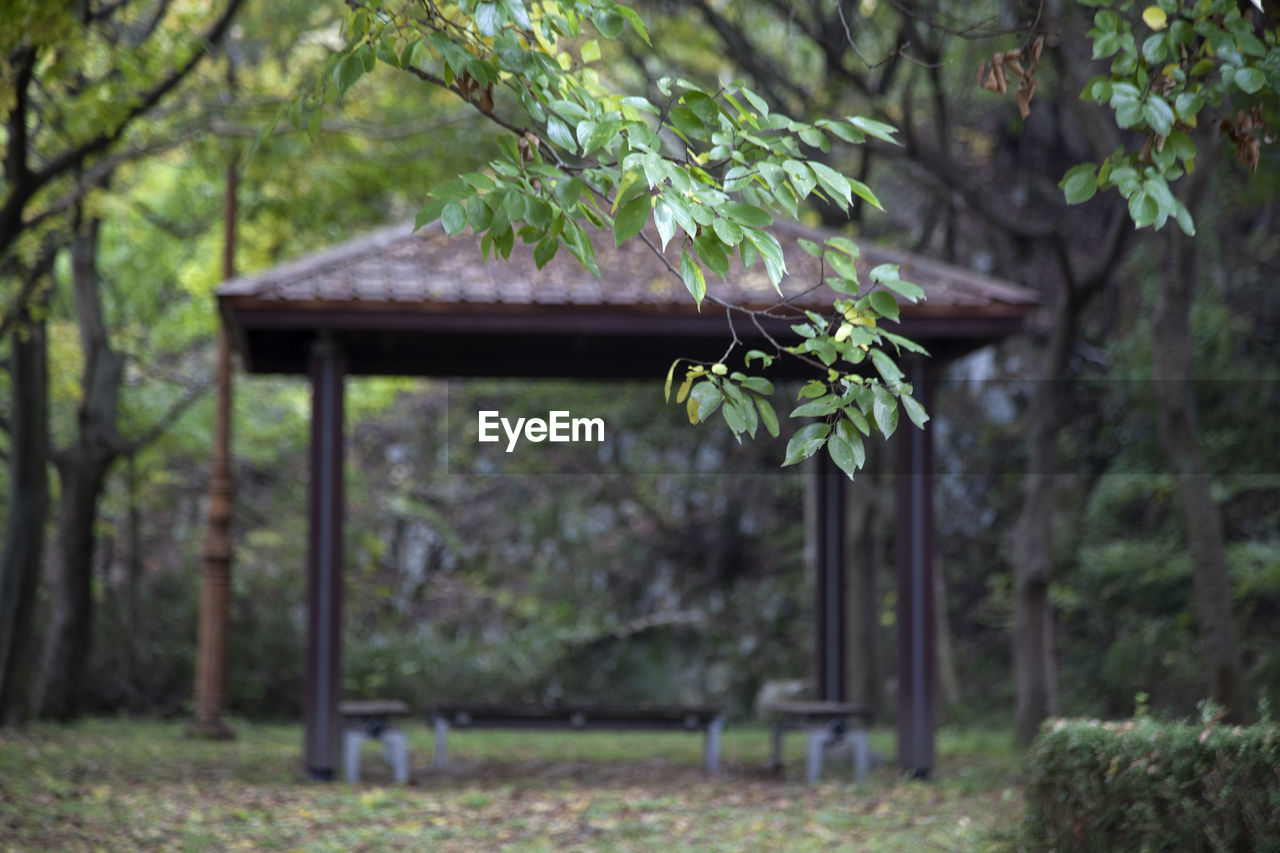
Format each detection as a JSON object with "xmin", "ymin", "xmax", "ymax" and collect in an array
[{"xmin": 1023, "ymin": 715, "xmax": 1280, "ymax": 852}]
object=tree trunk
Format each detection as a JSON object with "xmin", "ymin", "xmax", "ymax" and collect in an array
[
  {"xmin": 1152, "ymin": 226, "xmax": 1248, "ymax": 722},
  {"xmin": 1009, "ymin": 283, "xmax": 1077, "ymax": 746},
  {"xmin": 933, "ymin": 554, "xmax": 960, "ymax": 714},
  {"xmin": 34, "ymin": 215, "xmax": 126, "ymax": 720},
  {"xmin": 36, "ymin": 449, "xmax": 116, "ymax": 719},
  {"xmin": 0, "ymin": 312, "xmax": 51, "ymax": 724}
]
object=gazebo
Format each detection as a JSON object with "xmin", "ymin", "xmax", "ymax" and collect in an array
[{"xmin": 216, "ymin": 218, "xmax": 1036, "ymax": 779}]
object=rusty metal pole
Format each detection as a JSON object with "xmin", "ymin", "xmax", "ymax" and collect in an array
[{"xmin": 193, "ymin": 161, "xmax": 237, "ymax": 740}]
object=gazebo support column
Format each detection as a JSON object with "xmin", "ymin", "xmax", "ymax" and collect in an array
[
  {"xmin": 304, "ymin": 334, "xmax": 346, "ymax": 780},
  {"xmin": 813, "ymin": 453, "xmax": 847, "ymax": 702},
  {"xmin": 896, "ymin": 359, "xmax": 936, "ymax": 778}
]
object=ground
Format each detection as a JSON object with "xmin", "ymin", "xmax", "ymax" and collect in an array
[{"xmin": 1, "ymin": 720, "xmax": 1024, "ymax": 851}]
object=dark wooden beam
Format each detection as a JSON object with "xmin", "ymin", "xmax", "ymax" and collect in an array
[
  {"xmin": 813, "ymin": 452, "xmax": 847, "ymax": 702},
  {"xmin": 304, "ymin": 334, "xmax": 345, "ymax": 779},
  {"xmin": 896, "ymin": 358, "xmax": 936, "ymax": 777}
]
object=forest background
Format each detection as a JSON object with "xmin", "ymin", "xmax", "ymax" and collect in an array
[{"xmin": 1, "ymin": 0, "xmax": 1278, "ymax": 750}]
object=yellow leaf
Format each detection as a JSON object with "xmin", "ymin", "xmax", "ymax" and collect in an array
[{"xmin": 1142, "ymin": 6, "xmax": 1167, "ymax": 30}]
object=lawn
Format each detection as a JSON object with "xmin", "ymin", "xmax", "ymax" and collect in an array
[{"xmin": 1, "ymin": 719, "xmax": 1024, "ymax": 851}]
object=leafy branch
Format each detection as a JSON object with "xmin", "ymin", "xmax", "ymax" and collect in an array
[
  {"xmin": 284, "ymin": 0, "xmax": 934, "ymax": 477},
  {"xmin": 1057, "ymin": 0, "xmax": 1279, "ymax": 232}
]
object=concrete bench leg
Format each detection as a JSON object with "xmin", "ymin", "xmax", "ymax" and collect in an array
[
  {"xmin": 703, "ymin": 715, "xmax": 724, "ymax": 772},
  {"xmin": 805, "ymin": 727, "xmax": 826, "ymax": 784},
  {"xmin": 343, "ymin": 729, "xmax": 365, "ymax": 783},
  {"xmin": 432, "ymin": 715, "xmax": 449, "ymax": 769},
  {"xmin": 850, "ymin": 728, "xmax": 869, "ymax": 782},
  {"xmin": 769, "ymin": 722, "xmax": 784, "ymax": 772},
  {"xmin": 344, "ymin": 726, "xmax": 409, "ymax": 784},
  {"xmin": 383, "ymin": 728, "xmax": 409, "ymax": 784}
]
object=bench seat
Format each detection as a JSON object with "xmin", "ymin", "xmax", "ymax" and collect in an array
[{"xmin": 429, "ymin": 704, "xmax": 725, "ymax": 771}]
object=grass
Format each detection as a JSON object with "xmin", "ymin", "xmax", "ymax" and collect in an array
[{"xmin": 0, "ymin": 718, "xmax": 1025, "ymax": 851}]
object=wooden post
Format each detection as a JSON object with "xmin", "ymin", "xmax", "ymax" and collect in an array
[
  {"xmin": 813, "ymin": 453, "xmax": 847, "ymax": 702},
  {"xmin": 896, "ymin": 359, "xmax": 935, "ymax": 777},
  {"xmin": 193, "ymin": 162, "xmax": 237, "ymax": 740},
  {"xmin": 304, "ymin": 334, "xmax": 346, "ymax": 779}
]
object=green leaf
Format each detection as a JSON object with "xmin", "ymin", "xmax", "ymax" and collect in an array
[
  {"xmin": 848, "ymin": 178, "xmax": 883, "ymax": 211},
  {"xmin": 881, "ymin": 277, "xmax": 926, "ymax": 304},
  {"xmin": 900, "ymin": 392, "xmax": 929, "ymax": 428},
  {"xmin": 592, "ymin": 8, "xmax": 624, "ymax": 37},
  {"xmin": 681, "ymin": 246, "xmax": 707, "ymax": 306},
  {"xmin": 746, "ymin": 230, "xmax": 787, "ymax": 288},
  {"xmin": 615, "ymin": 4, "xmax": 651, "ymax": 44},
  {"xmin": 1235, "ymin": 67, "xmax": 1265, "ymax": 94},
  {"xmin": 868, "ymin": 290, "xmax": 900, "ymax": 322},
  {"xmin": 755, "ymin": 396, "xmax": 780, "ymax": 438},
  {"xmin": 871, "ymin": 384, "xmax": 898, "ymax": 438},
  {"xmin": 809, "ymin": 161, "xmax": 852, "ymax": 207},
  {"xmin": 740, "ymin": 87, "xmax": 770, "ymax": 117},
  {"xmin": 791, "ymin": 395, "xmax": 840, "ymax": 417},
  {"xmin": 442, "ymin": 201, "xmax": 467, "ymax": 236},
  {"xmin": 827, "ymin": 434, "xmax": 864, "ymax": 479},
  {"xmin": 1142, "ymin": 96, "xmax": 1174, "ymax": 137},
  {"xmin": 711, "ymin": 217, "xmax": 744, "ymax": 246},
  {"xmin": 848, "ymin": 116, "xmax": 899, "ymax": 144},
  {"xmin": 782, "ymin": 422, "xmax": 831, "ymax": 466},
  {"xmin": 581, "ymin": 39, "xmax": 601, "ymax": 63},
  {"xmin": 722, "ymin": 398, "xmax": 747, "ymax": 435},
  {"xmin": 869, "ymin": 348, "xmax": 904, "ymax": 382},
  {"xmin": 614, "ymin": 194, "xmax": 650, "ymax": 246},
  {"xmin": 414, "ymin": 199, "xmax": 445, "ymax": 230},
  {"xmin": 738, "ymin": 376, "xmax": 773, "ymax": 395},
  {"xmin": 841, "ymin": 406, "xmax": 871, "ymax": 436},
  {"xmin": 475, "ymin": 2, "xmax": 500, "ymax": 35},
  {"xmin": 333, "ymin": 53, "xmax": 364, "ymax": 94},
  {"xmin": 1128, "ymin": 189, "xmax": 1159, "ymax": 227},
  {"xmin": 1173, "ymin": 94, "xmax": 1204, "ymax": 123},
  {"xmin": 799, "ymin": 127, "xmax": 828, "ymax": 150},
  {"xmin": 546, "ymin": 116, "xmax": 577, "ymax": 153},
  {"xmin": 880, "ymin": 330, "xmax": 929, "ymax": 355},
  {"xmin": 819, "ymin": 253, "xmax": 854, "ymax": 288},
  {"xmin": 653, "ymin": 199, "xmax": 676, "ymax": 251},
  {"xmin": 507, "ymin": 0, "xmax": 532, "ymax": 28},
  {"xmin": 690, "ymin": 380, "xmax": 722, "ymax": 421},
  {"xmin": 1174, "ymin": 201, "xmax": 1196, "ymax": 237},
  {"xmin": 1060, "ymin": 163, "xmax": 1099, "ymax": 204},
  {"xmin": 534, "ymin": 237, "xmax": 559, "ymax": 269},
  {"xmin": 798, "ymin": 238, "xmax": 822, "ymax": 258},
  {"xmin": 722, "ymin": 202, "xmax": 772, "ymax": 227},
  {"xmin": 783, "ymin": 160, "xmax": 816, "ymax": 198},
  {"xmin": 694, "ymin": 232, "xmax": 730, "ymax": 277}
]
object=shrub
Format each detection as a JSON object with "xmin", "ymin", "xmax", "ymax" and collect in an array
[{"xmin": 1023, "ymin": 714, "xmax": 1280, "ymax": 852}]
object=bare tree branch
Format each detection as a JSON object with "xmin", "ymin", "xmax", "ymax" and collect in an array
[
  {"xmin": 0, "ymin": 0, "xmax": 245, "ymax": 264},
  {"xmin": 21, "ymin": 135, "xmax": 189, "ymax": 236},
  {"xmin": 687, "ymin": 0, "xmax": 809, "ymax": 107},
  {"xmin": 118, "ymin": 378, "xmax": 213, "ymax": 455}
]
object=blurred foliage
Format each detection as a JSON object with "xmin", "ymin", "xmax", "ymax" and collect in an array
[{"xmin": 2, "ymin": 0, "xmax": 1278, "ymax": 738}]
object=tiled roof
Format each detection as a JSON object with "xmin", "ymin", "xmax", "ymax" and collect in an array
[{"xmin": 217, "ymin": 218, "xmax": 1036, "ymax": 317}]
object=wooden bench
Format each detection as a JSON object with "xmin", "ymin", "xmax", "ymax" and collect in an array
[
  {"xmin": 429, "ymin": 704, "xmax": 725, "ymax": 772},
  {"xmin": 339, "ymin": 700, "xmax": 412, "ymax": 784},
  {"xmin": 765, "ymin": 700, "xmax": 873, "ymax": 783}
]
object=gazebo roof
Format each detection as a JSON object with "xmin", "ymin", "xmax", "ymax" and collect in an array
[{"xmin": 218, "ymin": 218, "xmax": 1036, "ymax": 378}]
